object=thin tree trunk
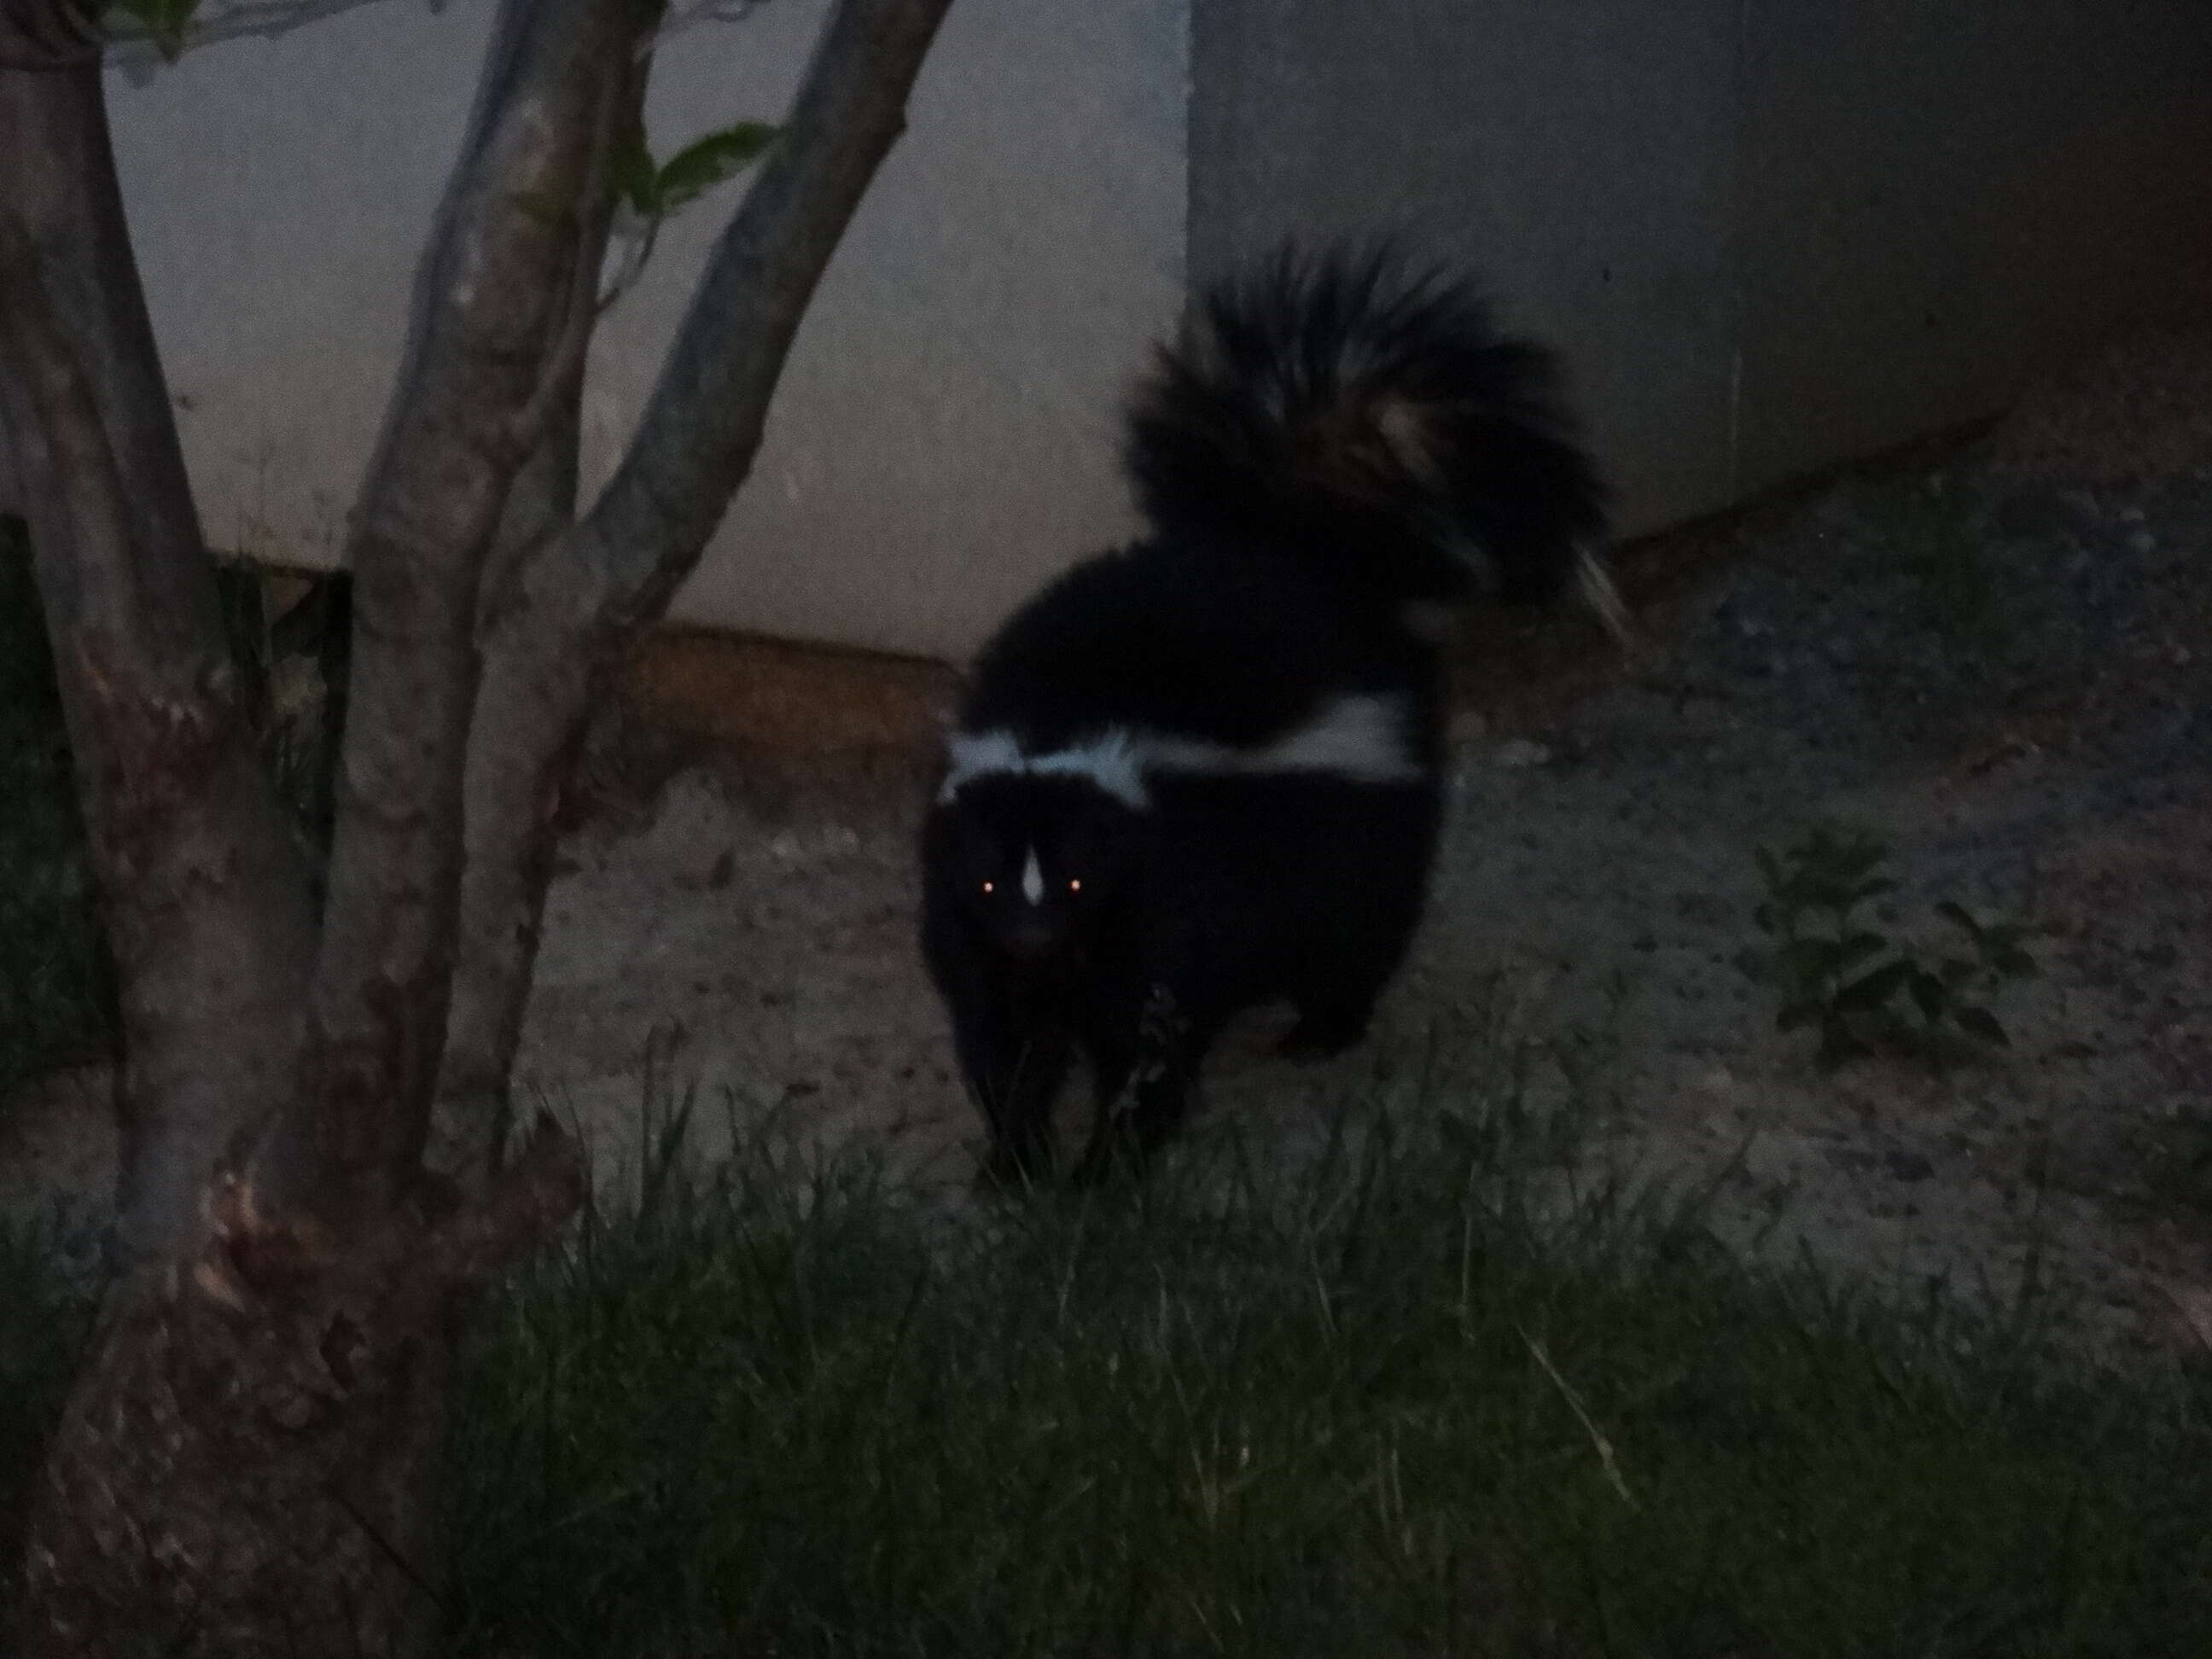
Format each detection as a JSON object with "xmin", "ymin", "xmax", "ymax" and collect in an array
[
  {"xmin": 431, "ymin": 26, "xmax": 646, "ymax": 1179},
  {"xmin": 0, "ymin": 20, "xmax": 317, "ymax": 1270},
  {"xmin": 434, "ymin": 0, "xmax": 955, "ymax": 1180},
  {"xmin": 255, "ymin": 0, "xmax": 649, "ymax": 1234}
]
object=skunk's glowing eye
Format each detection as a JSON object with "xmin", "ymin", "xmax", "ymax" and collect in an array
[
  {"xmin": 1068, "ymin": 878, "xmax": 1082, "ymax": 893},
  {"xmin": 981, "ymin": 880, "xmax": 994, "ymax": 895}
]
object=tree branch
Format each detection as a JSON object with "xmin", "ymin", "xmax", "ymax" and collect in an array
[
  {"xmin": 264, "ymin": 0, "xmax": 661, "ymax": 1230},
  {"xmin": 583, "ymin": 0, "xmax": 954, "ymax": 619},
  {"xmin": 434, "ymin": 0, "xmax": 953, "ymax": 1177}
]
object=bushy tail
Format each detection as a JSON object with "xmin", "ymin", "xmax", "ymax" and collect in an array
[{"xmin": 1124, "ymin": 243, "xmax": 1610, "ymax": 614}]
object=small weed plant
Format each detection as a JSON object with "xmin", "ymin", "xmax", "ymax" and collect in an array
[{"xmin": 1743, "ymin": 822, "xmax": 2040, "ymax": 1069}]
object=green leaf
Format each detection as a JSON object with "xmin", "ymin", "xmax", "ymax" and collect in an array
[
  {"xmin": 1819, "ymin": 829, "xmax": 1889, "ymax": 876},
  {"xmin": 1786, "ymin": 872, "xmax": 1846, "ymax": 908},
  {"xmin": 1779, "ymin": 940, "xmax": 1843, "ymax": 982},
  {"xmin": 1814, "ymin": 1017, "xmax": 1871, "ymax": 1069},
  {"xmin": 1835, "ymin": 932, "xmax": 1889, "ymax": 971},
  {"xmin": 614, "ymin": 129, "xmax": 661, "ymax": 217},
  {"xmin": 1835, "ymin": 958, "xmax": 1913, "ymax": 1010},
  {"xmin": 1952, "ymin": 1005, "xmax": 2008, "ymax": 1046},
  {"xmin": 1907, "ymin": 968, "xmax": 1948, "ymax": 1024},
  {"xmin": 108, "ymin": 0, "xmax": 201, "ymax": 59},
  {"xmin": 1935, "ymin": 899, "xmax": 1983, "ymax": 938},
  {"xmin": 655, "ymin": 122, "xmax": 779, "ymax": 212},
  {"xmin": 1753, "ymin": 845, "xmax": 1783, "ymax": 890}
]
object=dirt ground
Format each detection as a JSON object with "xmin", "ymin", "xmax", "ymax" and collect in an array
[{"xmin": 7, "ymin": 328, "xmax": 2210, "ymax": 1359}]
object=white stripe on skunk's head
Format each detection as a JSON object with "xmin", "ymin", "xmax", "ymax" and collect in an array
[
  {"xmin": 937, "ymin": 729, "xmax": 1022, "ymax": 802},
  {"xmin": 936, "ymin": 726, "xmax": 1152, "ymax": 811}
]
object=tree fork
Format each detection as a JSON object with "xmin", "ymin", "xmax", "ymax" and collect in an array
[{"xmin": 435, "ymin": 0, "xmax": 956, "ymax": 1179}]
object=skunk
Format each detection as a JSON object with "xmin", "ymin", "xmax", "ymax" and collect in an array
[{"xmin": 920, "ymin": 243, "xmax": 1612, "ymax": 1184}]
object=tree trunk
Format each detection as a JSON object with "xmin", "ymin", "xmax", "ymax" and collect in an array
[
  {"xmin": 4, "ymin": 0, "xmax": 953, "ymax": 1649},
  {"xmin": 3, "ymin": 0, "xmax": 632, "ymax": 1647},
  {"xmin": 0, "ymin": 17, "xmax": 317, "ymax": 1272},
  {"xmin": 14, "ymin": 1122, "xmax": 583, "ymax": 1659}
]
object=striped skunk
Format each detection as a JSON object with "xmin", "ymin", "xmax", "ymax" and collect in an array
[{"xmin": 921, "ymin": 243, "xmax": 1614, "ymax": 1184}]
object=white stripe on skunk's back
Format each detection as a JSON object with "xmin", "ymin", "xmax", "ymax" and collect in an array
[
  {"xmin": 1144, "ymin": 693, "xmax": 1422, "ymax": 784},
  {"xmin": 937, "ymin": 692, "xmax": 1423, "ymax": 807}
]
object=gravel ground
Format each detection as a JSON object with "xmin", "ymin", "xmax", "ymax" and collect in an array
[{"xmin": 7, "ymin": 329, "xmax": 2210, "ymax": 1358}]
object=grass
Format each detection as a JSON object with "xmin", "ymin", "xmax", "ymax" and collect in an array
[
  {"xmin": 430, "ymin": 1072, "xmax": 2212, "ymax": 1657},
  {"xmin": 0, "ymin": 1016, "xmax": 2206, "ymax": 1654}
]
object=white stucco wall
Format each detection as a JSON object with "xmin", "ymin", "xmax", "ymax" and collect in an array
[
  {"xmin": 99, "ymin": 0, "xmax": 1189, "ymax": 661},
  {"xmin": 12, "ymin": 1, "xmax": 2208, "ymax": 662},
  {"xmin": 1191, "ymin": 0, "xmax": 2212, "ymax": 539}
]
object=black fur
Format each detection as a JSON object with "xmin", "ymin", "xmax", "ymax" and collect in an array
[{"xmin": 921, "ymin": 242, "xmax": 1605, "ymax": 1184}]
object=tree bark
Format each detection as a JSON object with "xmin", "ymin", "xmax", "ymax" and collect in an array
[
  {"xmin": 435, "ymin": 0, "xmax": 956, "ymax": 1181},
  {"xmin": 14, "ymin": 1120, "xmax": 584, "ymax": 1659}
]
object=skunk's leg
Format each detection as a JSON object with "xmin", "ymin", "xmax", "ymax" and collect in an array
[
  {"xmin": 1277, "ymin": 994, "xmax": 1378, "ymax": 1060},
  {"xmin": 1279, "ymin": 898, "xmax": 1415, "ymax": 1059},
  {"xmin": 953, "ymin": 1007, "xmax": 1071, "ymax": 1184},
  {"xmin": 1072, "ymin": 984, "xmax": 1212, "ymax": 1184},
  {"xmin": 925, "ymin": 902, "xmax": 1072, "ymax": 1181}
]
